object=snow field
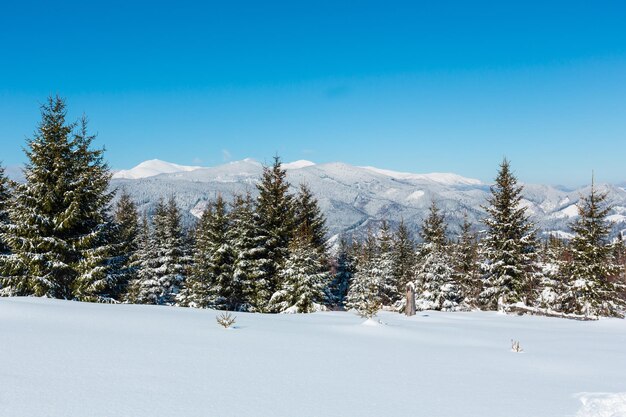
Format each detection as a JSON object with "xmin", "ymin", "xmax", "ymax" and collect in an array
[{"xmin": 1, "ymin": 297, "xmax": 625, "ymax": 417}]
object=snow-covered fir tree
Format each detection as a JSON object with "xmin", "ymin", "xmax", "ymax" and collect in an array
[
  {"xmin": 376, "ymin": 221, "xmax": 400, "ymax": 306},
  {"xmin": 109, "ymin": 190, "xmax": 140, "ymax": 300},
  {"xmin": 179, "ymin": 195, "xmax": 235, "ymax": 309},
  {"xmin": 452, "ymin": 213, "xmax": 481, "ymax": 308},
  {"xmin": 124, "ymin": 214, "xmax": 150, "ymax": 303},
  {"xmin": 255, "ymin": 156, "xmax": 295, "ymax": 306},
  {"xmin": 392, "ymin": 219, "xmax": 416, "ymax": 295},
  {"xmin": 415, "ymin": 201, "xmax": 465, "ymax": 311},
  {"xmin": 1, "ymin": 98, "xmax": 114, "ymax": 300},
  {"xmin": 269, "ymin": 235, "xmax": 329, "ymax": 313},
  {"xmin": 345, "ymin": 228, "xmax": 382, "ymax": 317},
  {"xmin": 132, "ymin": 197, "xmax": 188, "ymax": 305},
  {"xmin": 229, "ymin": 193, "xmax": 272, "ymax": 312},
  {"xmin": 327, "ymin": 238, "xmax": 355, "ymax": 308},
  {"xmin": 480, "ymin": 159, "xmax": 540, "ymax": 310},
  {"xmin": 69, "ymin": 117, "xmax": 116, "ymax": 301},
  {"xmin": 559, "ymin": 181, "xmax": 624, "ymax": 317},
  {"xmin": 294, "ymin": 183, "xmax": 328, "ymax": 256},
  {"xmin": 0, "ymin": 165, "xmax": 10, "ymax": 256}
]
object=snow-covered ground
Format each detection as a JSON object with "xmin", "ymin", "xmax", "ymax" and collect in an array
[{"xmin": 1, "ymin": 298, "xmax": 624, "ymax": 417}]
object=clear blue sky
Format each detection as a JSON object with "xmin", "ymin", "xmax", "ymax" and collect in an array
[{"xmin": 1, "ymin": 0, "xmax": 625, "ymax": 186}]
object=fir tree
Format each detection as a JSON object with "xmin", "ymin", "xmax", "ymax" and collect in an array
[
  {"xmin": 2, "ymin": 98, "xmax": 114, "ymax": 299},
  {"xmin": 255, "ymin": 156, "xmax": 295, "ymax": 306},
  {"xmin": 125, "ymin": 214, "xmax": 150, "ymax": 303},
  {"xmin": 480, "ymin": 159, "xmax": 539, "ymax": 310},
  {"xmin": 230, "ymin": 193, "xmax": 272, "ymax": 312},
  {"xmin": 269, "ymin": 236, "xmax": 329, "ymax": 313},
  {"xmin": 452, "ymin": 213, "xmax": 481, "ymax": 307},
  {"xmin": 0, "ymin": 165, "xmax": 10, "ymax": 256},
  {"xmin": 376, "ymin": 221, "xmax": 400, "ymax": 306},
  {"xmin": 345, "ymin": 256, "xmax": 383, "ymax": 318},
  {"xmin": 294, "ymin": 183, "xmax": 328, "ymax": 255},
  {"xmin": 560, "ymin": 181, "xmax": 624, "ymax": 317},
  {"xmin": 415, "ymin": 247, "xmax": 463, "ymax": 311},
  {"xmin": 69, "ymin": 117, "xmax": 116, "ymax": 301},
  {"xmin": 133, "ymin": 197, "xmax": 188, "ymax": 305},
  {"xmin": 327, "ymin": 238, "xmax": 355, "ymax": 308},
  {"xmin": 392, "ymin": 219, "xmax": 416, "ymax": 294},
  {"xmin": 180, "ymin": 195, "xmax": 235, "ymax": 309},
  {"xmin": 109, "ymin": 190, "xmax": 140, "ymax": 300},
  {"xmin": 420, "ymin": 201, "xmax": 447, "ymax": 249},
  {"xmin": 415, "ymin": 202, "xmax": 465, "ymax": 311}
]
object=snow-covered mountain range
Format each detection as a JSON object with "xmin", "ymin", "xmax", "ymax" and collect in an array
[{"xmin": 109, "ymin": 159, "xmax": 626, "ymax": 241}]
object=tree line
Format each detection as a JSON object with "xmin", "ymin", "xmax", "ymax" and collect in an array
[{"xmin": 1, "ymin": 97, "xmax": 624, "ymax": 318}]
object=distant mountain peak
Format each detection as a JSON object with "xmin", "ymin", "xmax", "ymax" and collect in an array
[
  {"xmin": 283, "ymin": 160, "xmax": 316, "ymax": 170},
  {"xmin": 112, "ymin": 159, "xmax": 202, "ymax": 179},
  {"xmin": 359, "ymin": 166, "xmax": 482, "ymax": 186}
]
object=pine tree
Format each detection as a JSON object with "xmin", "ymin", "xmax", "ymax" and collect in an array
[
  {"xmin": 1, "ymin": 98, "xmax": 114, "ymax": 299},
  {"xmin": 376, "ymin": 221, "xmax": 400, "ymax": 306},
  {"xmin": 133, "ymin": 197, "xmax": 188, "ymax": 305},
  {"xmin": 0, "ymin": 165, "xmax": 12, "ymax": 291},
  {"xmin": 109, "ymin": 190, "xmax": 140, "ymax": 300},
  {"xmin": 269, "ymin": 236, "xmax": 329, "ymax": 313},
  {"xmin": 327, "ymin": 238, "xmax": 355, "ymax": 308},
  {"xmin": 125, "ymin": 214, "xmax": 150, "ymax": 303},
  {"xmin": 415, "ymin": 202, "xmax": 465, "ymax": 311},
  {"xmin": 452, "ymin": 213, "xmax": 481, "ymax": 307},
  {"xmin": 480, "ymin": 159, "xmax": 539, "ymax": 310},
  {"xmin": 69, "ymin": 117, "xmax": 116, "ymax": 301},
  {"xmin": 294, "ymin": 183, "xmax": 327, "ymax": 255},
  {"xmin": 560, "ymin": 181, "xmax": 624, "ymax": 317},
  {"xmin": 392, "ymin": 219, "xmax": 416, "ymax": 294},
  {"xmin": 415, "ymin": 248, "xmax": 463, "ymax": 311},
  {"xmin": 230, "ymin": 193, "xmax": 272, "ymax": 312},
  {"xmin": 180, "ymin": 195, "xmax": 235, "ymax": 309},
  {"xmin": 345, "ymin": 256, "xmax": 383, "ymax": 318},
  {"xmin": 420, "ymin": 201, "xmax": 447, "ymax": 249},
  {"xmin": 0, "ymin": 165, "xmax": 10, "ymax": 256},
  {"xmin": 255, "ymin": 156, "xmax": 295, "ymax": 307}
]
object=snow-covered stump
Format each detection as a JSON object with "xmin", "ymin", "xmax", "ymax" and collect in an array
[{"xmin": 405, "ymin": 282, "xmax": 416, "ymax": 316}]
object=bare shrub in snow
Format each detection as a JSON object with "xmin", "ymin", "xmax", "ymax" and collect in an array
[{"xmin": 216, "ymin": 312, "xmax": 236, "ymax": 328}]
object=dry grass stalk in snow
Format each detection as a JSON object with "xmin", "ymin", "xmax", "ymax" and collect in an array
[{"xmin": 511, "ymin": 339, "xmax": 523, "ymax": 353}]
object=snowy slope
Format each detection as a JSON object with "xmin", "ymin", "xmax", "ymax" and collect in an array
[
  {"xmin": 0, "ymin": 297, "xmax": 624, "ymax": 417},
  {"xmin": 110, "ymin": 159, "xmax": 626, "ymax": 240}
]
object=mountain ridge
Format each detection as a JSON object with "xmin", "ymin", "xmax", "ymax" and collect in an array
[{"xmin": 110, "ymin": 159, "xmax": 626, "ymax": 242}]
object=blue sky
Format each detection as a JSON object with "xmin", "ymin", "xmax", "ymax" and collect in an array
[{"xmin": 1, "ymin": 0, "xmax": 625, "ymax": 186}]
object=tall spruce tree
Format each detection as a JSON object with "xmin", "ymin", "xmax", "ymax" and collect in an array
[
  {"xmin": 255, "ymin": 156, "xmax": 295, "ymax": 308},
  {"xmin": 0, "ymin": 165, "xmax": 10, "ymax": 256},
  {"xmin": 420, "ymin": 201, "xmax": 447, "ymax": 249},
  {"xmin": 109, "ymin": 190, "xmax": 140, "ymax": 300},
  {"xmin": 230, "ymin": 193, "xmax": 272, "ymax": 312},
  {"xmin": 179, "ymin": 195, "xmax": 235, "ymax": 309},
  {"xmin": 376, "ymin": 221, "xmax": 400, "ymax": 305},
  {"xmin": 133, "ymin": 197, "xmax": 188, "ymax": 305},
  {"xmin": 327, "ymin": 238, "xmax": 355, "ymax": 307},
  {"xmin": 1, "ymin": 98, "xmax": 114, "ymax": 299},
  {"xmin": 480, "ymin": 159, "xmax": 539, "ymax": 310},
  {"xmin": 560, "ymin": 181, "xmax": 624, "ymax": 317},
  {"xmin": 294, "ymin": 183, "xmax": 327, "ymax": 255},
  {"xmin": 269, "ymin": 236, "xmax": 329, "ymax": 313},
  {"xmin": 0, "ymin": 165, "xmax": 11, "ymax": 290},
  {"xmin": 392, "ymin": 219, "xmax": 416, "ymax": 294},
  {"xmin": 452, "ymin": 213, "xmax": 481, "ymax": 307},
  {"xmin": 415, "ymin": 201, "xmax": 464, "ymax": 311}
]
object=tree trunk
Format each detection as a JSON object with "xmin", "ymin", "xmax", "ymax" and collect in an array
[{"xmin": 405, "ymin": 282, "xmax": 416, "ymax": 316}]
